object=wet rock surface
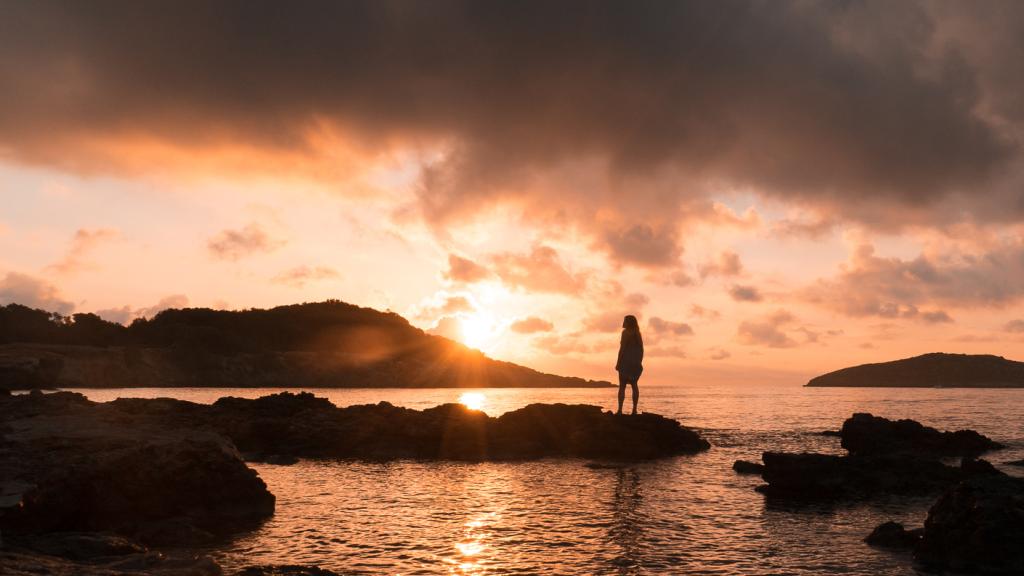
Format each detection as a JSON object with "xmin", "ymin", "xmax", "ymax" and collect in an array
[
  {"xmin": 732, "ymin": 460, "xmax": 764, "ymax": 474},
  {"xmin": 757, "ymin": 414, "xmax": 1005, "ymax": 500},
  {"xmin": 865, "ymin": 521, "xmax": 922, "ymax": 549},
  {"xmin": 841, "ymin": 412, "xmax": 1003, "ymax": 457},
  {"xmin": 916, "ymin": 471, "xmax": 1024, "ymax": 574}
]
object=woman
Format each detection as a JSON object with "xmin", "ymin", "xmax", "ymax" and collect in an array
[{"xmin": 615, "ymin": 315, "xmax": 643, "ymax": 415}]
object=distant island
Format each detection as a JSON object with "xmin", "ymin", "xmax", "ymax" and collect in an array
[
  {"xmin": 0, "ymin": 301, "xmax": 611, "ymax": 390},
  {"xmin": 806, "ymin": 352, "xmax": 1024, "ymax": 388}
]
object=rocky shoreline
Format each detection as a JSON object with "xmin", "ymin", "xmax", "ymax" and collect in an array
[
  {"xmin": 737, "ymin": 412, "xmax": 1023, "ymax": 574},
  {"xmin": 0, "ymin": 390, "xmax": 709, "ymax": 574}
]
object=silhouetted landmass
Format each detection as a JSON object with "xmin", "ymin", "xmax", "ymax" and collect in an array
[
  {"xmin": 0, "ymin": 390, "xmax": 707, "ymax": 573},
  {"xmin": 0, "ymin": 301, "xmax": 610, "ymax": 389},
  {"xmin": 806, "ymin": 352, "xmax": 1024, "ymax": 388}
]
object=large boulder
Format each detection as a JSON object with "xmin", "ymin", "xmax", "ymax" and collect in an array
[
  {"xmin": 841, "ymin": 412, "xmax": 1003, "ymax": 457},
  {"xmin": 0, "ymin": 392, "xmax": 274, "ymax": 547},
  {"xmin": 865, "ymin": 521, "xmax": 923, "ymax": 549},
  {"xmin": 916, "ymin": 472, "xmax": 1024, "ymax": 574}
]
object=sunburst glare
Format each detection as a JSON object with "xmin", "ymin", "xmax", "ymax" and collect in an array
[{"xmin": 458, "ymin": 392, "xmax": 486, "ymax": 411}]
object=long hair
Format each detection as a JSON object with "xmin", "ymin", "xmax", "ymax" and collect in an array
[{"xmin": 621, "ymin": 315, "xmax": 642, "ymax": 345}]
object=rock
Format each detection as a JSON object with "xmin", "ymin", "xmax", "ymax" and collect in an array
[
  {"xmin": 841, "ymin": 412, "xmax": 1003, "ymax": 457},
  {"xmin": 732, "ymin": 460, "xmax": 764, "ymax": 474},
  {"xmin": 864, "ymin": 521, "xmax": 922, "ymax": 549},
  {"xmin": 21, "ymin": 531, "xmax": 145, "ymax": 560},
  {"xmin": 0, "ymin": 548, "xmax": 223, "ymax": 575},
  {"xmin": 135, "ymin": 517, "xmax": 216, "ymax": 547},
  {"xmin": 0, "ymin": 391, "xmax": 274, "ymax": 546},
  {"xmin": 236, "ymin": 566, "xmax": 343, "ymax": 576},
  {"xmin": 263, "ymin": 455, "xmax": 300, "ymax": 466},
  {"xmin": 815, "ymin": 430, "xmax": 841, "ymax": 437},
  {"xmin": 756, "ymin": 451, "xmax": 968, "ymax": 499},
  {"xmin": 208, "ymin": 393, "xmax": 709, "ymax": 461},
  {"xmin": 916, "ymin": 472, "xmax": 1024, "ymax": 574}
]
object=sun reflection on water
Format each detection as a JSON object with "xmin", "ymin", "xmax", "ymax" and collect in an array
[{"xmin": 458, "ymin": 392, "xmax": 486, "ymax": 411}]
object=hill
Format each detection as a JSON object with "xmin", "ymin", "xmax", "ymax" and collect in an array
[
  {"xmin": 0, "ymin": 301, "xmax": 611, "ymax": 390},
  {"xmin": 806, "ymin": 353, "xmax": 1024, "ymax": 388}
]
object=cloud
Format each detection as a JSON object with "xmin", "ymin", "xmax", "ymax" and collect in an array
[
  {"xmin": 699, "ymin": 251, "xmax": 743, "ymax": 278},
  {"xmin": 272, "ymin": 265, "xmax": 339, "ymax": 288},
  {"xmin": 94, "ymin": 305, "xmax": 134, "ymax": 325},
  {"xmin": 3, "ymin": 2, "xmax": 1020, "ymax": 264},
  {"xmin": 490, "ymin": 245, "xmax": 586, "ymax": 294},
  {"xmin": 669, "ymin": 270, "xmax": 695, "ymax": 287},
  {"xmin": 803, "ymin": 242, "xmax": 1024, "ymax": 318},
  {"xmin": 207, "ymin": 223, "xmax": 284, "ymax": 261},
  {"xmin": 583, "ymin": 311, "xmax": 631, "ymax": 333},
  {"xmin": 1006, "ymin": 320, "xmax": 1024, "ymax": 333},
  {"xmin": 624, "ymin": 293, "xmax": 649, "ymax": 308},
  {"xmin": 708, "ymin": 347, "xmax": 731, "ymax": 360},
  {"xmin": 737, "ymin": 310, "xmax": 798, "ymax": 348},
  {"xmin": 417, "ymin": 294, "xmax": 476, "ymax": 321},
  {"xmin": 531, "ymin": 334, "xmax": 594, "ymax": 356},
  {"xmin": 137, "ymin": 294, "xmax": 189, "ymax": 319},
  {"xmin": 729, "ymin": 284, "xmax": 763, "ymax": 302},
  {"xmin": 444, "ymin": 254, "xmax": 494, "ymax": 283},
  {"xmin": 690, "ymin": 304, "xmax": 721, "ymax": 320},
  {"xmin": 47, "ymin": 228, "xmax": 119, "ymax": 275},
  {"xmin": 648, "ymin": 316, "xmax": 694, "ymax": 336},
  {"xmin": 646, "ymin": 345, "xmax": 687, "ymax": 358},
  {"xmin": 510, "ymin": 316, "xmax": 554, "ymax": 334},
  {"xmin": 427, "ymin": 316, "xmax": 462, "ymax": 341},
  {"xmin": 0, "ymin": 272, "xmax": 74, "ymax": 314}
]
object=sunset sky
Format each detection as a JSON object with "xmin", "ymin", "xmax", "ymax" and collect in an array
[{"xmin": 3, "ymin": 1, "xmax": 1024, "ymax": 385}]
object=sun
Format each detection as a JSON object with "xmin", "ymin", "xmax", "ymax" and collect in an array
[
  {"xmin": 458, "ymin": 392, "xmax": 486, "ymax": 411},
  {"xmin": 458, "ymin": 312, "xmax": 500, "ymax": 351}
]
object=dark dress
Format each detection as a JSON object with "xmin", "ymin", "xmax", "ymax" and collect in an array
[{"xmin": 615, "ymin": 330, "xmax": 644, "ymax": 382}]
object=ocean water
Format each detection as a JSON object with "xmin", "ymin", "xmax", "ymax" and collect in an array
[{"xmin": 65, "ymin": 385, "xmax": 1024, "ymax": 575}]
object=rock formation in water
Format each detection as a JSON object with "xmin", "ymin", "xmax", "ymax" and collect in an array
[
  {"xmin": 840, "ymin": 412, "xmax": 1003, "ymax": 457},
  {"xmin": 915, "ymin": 468, "xmax": 1024, "ymax": 574},
  {"xmin": 0, "ymin": 390, "xmax": 708, "ymax": 573},
  {"xmin": 806, "ymin": 352, "xmax": 1024, "ymax": 388},
  {"xmin": 755, "ymin": 414, "xmax": 1004, "ymax": 499},
  {"xmin": 0, "ymin": 301, "xmax": 611, "ymax": 390},
  {"xmin": 864, "ymin": 521, "xmax": 923, "ymax": 549}
]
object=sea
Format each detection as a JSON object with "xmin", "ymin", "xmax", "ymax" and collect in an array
[{"xmin": 61, "ymin": 384, "xmax": 1024, "ymax": 575}]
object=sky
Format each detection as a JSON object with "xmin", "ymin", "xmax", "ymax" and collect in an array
[{"xmin": 2, "ymin": 0, "xmax": 1024, "ymax": 386}]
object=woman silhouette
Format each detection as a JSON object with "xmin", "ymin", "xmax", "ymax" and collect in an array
[{"xmin": 615, "ymin": 315, "xmax": 644, "ymax": 415}]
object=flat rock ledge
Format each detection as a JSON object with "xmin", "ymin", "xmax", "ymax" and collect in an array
[{"xmin": 109, "ymin": 391, "xmax": 712, "ymax": 461}]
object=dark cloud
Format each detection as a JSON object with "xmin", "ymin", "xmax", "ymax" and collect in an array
[
  {"xmin": 0, "ymin": 272, "xmax": 74, "ymax": 314},
  {"xmin": 445, "ymin": 254, "xmax": 494, "ymax": 283},
  {"xmin": 648, "ymin": 316, "xmax": 694, "ymax": 336},
  {"xmin": 2, "ymin": 1, "xmax": 1020, "ymax": 265},
  {"xmin": 729, "ymin": 284, "xmax": 763, "ymax": 302},
  {"xmin": 510, "ymin": 316, "xmax": 554, "ymax": 334},
  {"xmin": 803, "ymin": 243, "xmax": 1024, "ymax": 318},
  {"xmin": 272, "ymin": 265, "xmax": 339, "ymax": 288},
  {"xmin": 737, "ymin": 310, "xmax": 798, "ymax": 348},
  {"xmin": 207, "ymin": 223, "xmax": 284, "ymax": 261},
  {"xmin": 47, "ymin": 228, "xmax": 118, "ymax": 275}
]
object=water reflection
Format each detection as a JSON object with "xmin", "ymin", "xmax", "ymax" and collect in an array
[{"xmin": 608, "ymin": 467, "xmax": 644, "ymax": 573}]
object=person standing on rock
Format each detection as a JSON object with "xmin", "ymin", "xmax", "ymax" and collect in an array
[{"xmin": 615, "ymin": 315, "xmax": 644, "ymax": 415}]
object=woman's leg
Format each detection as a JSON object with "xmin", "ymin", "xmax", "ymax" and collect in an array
[
  {"xmin": 630, "ymin": 380, "xmax": 639, "ymax": 415},
  {"xmin": 617, "ymin": 372, "xmax": 626, "ymax": 414}
]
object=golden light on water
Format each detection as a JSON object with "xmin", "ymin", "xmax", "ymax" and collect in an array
[{"xmin": 458, "ymin": 392, "xmax": 486, "ymax": 411}]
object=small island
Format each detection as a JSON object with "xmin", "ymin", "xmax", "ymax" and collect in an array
[
  {"xmin": 0, "ymin": 301, "xmax": 611, "ymax": 390},
  {"xmin": 806, "ymin": 352, "xmax": 1024, "ymax": 388}
]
